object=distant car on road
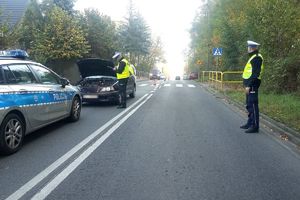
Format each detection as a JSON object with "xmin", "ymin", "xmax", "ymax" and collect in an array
[
  {"xmin": 0, "ymin": 51, "xmax": 82, "ymax": 155},
  {"xmin": 77, "ymin": 58, "xmax": 136, "ymax": 104},
  {"xmin": 149, "ymin": 69, "xmax": 161, "ymax": 80},
  {"xmin": 183, "ymin": 74, "xmax": 189, "ymax": 80},
  {"xmin": 175, "ymin": 76, "xmax": 181, "ymax": 80},
  {"xmin": 160, "ymin": 74, "xmax": 166, "ymax": 81}
]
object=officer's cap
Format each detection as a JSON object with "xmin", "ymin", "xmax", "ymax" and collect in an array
[
  {"xmin": 112, "ymin": 52, "xmax": 121, "ymax": 60},
  {"xmin": 247, "ymin": 40, "xmax": 260, "ymax": 48}
]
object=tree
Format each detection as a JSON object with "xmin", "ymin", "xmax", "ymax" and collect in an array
[
  {"xmin": 30, "ymin": 6, "xmax": 90, "ymax": 63},
  {"xmin": 53, "ymin": 0, "xmax": 75, "ymax": 14},
  {"xmin": 17, "ymin": 0, "xmax": 44, "ymax": 50},
  {"xmin": 41, "ymin": 0, "xmax": 76, "ymax": 15},
  {"xmin": 0, "ymin": 10, "xmax": 10, "ymax": 49},
  {"xmin": 118, "ymin": 0, "xmax": 152, "ymax": 66},
  {"xmin": 138, "ymin": 36, "xmax": 165, "ymax": 72},
  {"xmin": 0, "ymin": 7, "xmax": 23, "ymax": 49},
  {"xmin": 80, "ymin": 9, "xmax": 118, "ymax": 59},
  {"xmin": 188, "ymin": 0, "xmax": 300, "ymax": 92},
  {"xmin": 246, "ymin": 0, "xmax": 300, "ymax": 92}
]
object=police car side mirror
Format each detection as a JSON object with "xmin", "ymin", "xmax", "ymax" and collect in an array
[{"xmin": 60, "ymin": 78, "xmax": 69, "ymax": 88}]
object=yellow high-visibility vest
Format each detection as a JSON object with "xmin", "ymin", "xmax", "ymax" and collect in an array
[
  {"xmin": 116, "ymin": 58, "xmax": 130, "ymax": 79},
  {"xmin": 242, "ymin": 53, "xmax": 264, "ymax": 79}
]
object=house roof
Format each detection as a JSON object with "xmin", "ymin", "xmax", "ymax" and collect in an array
[{"xmin": 0, "ymin": 0, "xmax": 30, "ymax": 27}]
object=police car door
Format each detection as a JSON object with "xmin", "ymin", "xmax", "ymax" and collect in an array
[
  {"xmin": 29, "ymin": 64, "xmax": 69, "ymax": 121},
  {"xmin": 2, "ymin": 64, "xmax": 49, "ymax": 128}
]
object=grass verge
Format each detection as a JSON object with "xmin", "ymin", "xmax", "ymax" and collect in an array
[{"xmin": 225, "ymin": 90, "xmax": 300, "ymax": 132}]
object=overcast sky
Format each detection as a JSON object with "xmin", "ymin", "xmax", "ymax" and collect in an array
[{"xmin": 74, "ymin": 0, "xmax": 203, "ymax": 76}]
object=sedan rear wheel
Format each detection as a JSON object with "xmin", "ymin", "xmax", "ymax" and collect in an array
[
  {"xmin": 68, "ymin": 96, "xmax": 81, "ymax": 122},
  {"xmin": 129, "ymin": 86, "xmax": 136, "ymax": 98},
  {"xmin": 0, "ymin": 113, "xmax": 25, "ymax": 155}
]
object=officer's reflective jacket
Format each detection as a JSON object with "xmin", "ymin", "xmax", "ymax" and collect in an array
[
  {"xmin": 116, "ymin": 58, "xmax": 130, "ymax": 79},
  {"xmin": 242, "ymin": 50, "xmax": 264, "ymax": 87}
]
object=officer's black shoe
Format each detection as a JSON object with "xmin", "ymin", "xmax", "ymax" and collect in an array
[
  {"xmin": 240, "ymin": 124, "xmax": 250, "ymax": 129},
  {"xmin": 117, "ymin": 105, "xmax": 126, "ymax": 109},
  {"xmin": 245, "ymin": 127, "xmax": 259, "ymax": 133}
]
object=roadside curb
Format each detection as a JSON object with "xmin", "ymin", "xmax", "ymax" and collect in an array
[{"xmin": 199, "ymin": 82, "xmax": 300, "ymax": 149}]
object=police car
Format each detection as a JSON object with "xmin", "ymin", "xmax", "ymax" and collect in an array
[{"xmin": 0, "ymin": 50, "xmax": 82, "ymax": 155}]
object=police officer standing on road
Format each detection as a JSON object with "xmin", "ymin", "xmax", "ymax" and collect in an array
[
  {"xmin": 240, "ymin": 40, "xmax": 264, "ymax": 133},
  {"xmin": 112, "ymin": 52, "xmax": 131, "ymax": 109}
]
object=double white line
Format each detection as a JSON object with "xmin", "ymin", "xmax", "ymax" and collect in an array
[{"xmin": 6, "ymin": 93, "xmax": 153, "ymax": 200}]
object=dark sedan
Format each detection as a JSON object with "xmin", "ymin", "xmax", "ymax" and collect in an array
[{"xmin": 77, "ymin": 58, "xmax": 136, "ymax": 104}]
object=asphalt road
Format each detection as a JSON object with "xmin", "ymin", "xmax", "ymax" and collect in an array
[{"xmin": 1, "ymin": 79, "xmax": 300, "ymax": 200}]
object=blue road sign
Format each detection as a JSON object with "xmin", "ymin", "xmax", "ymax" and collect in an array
[{"xmin": 213, "ymin": 48, "xmax": 223, "ymax": 56}]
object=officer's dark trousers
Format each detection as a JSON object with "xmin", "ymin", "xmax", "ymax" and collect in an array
[
  {"xmin": 118, "ymin": 78, "xmax": 128, "ymax": 107},
  {"xmin": 245, "ymin": 87, "xmax": 259, "ymax": 129}
]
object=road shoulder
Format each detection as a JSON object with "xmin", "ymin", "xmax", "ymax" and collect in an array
[{"xmin": 198, "ymin": 82, "xmax": 300, "ymax": 154}]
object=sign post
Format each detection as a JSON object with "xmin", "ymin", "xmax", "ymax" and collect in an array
[{"xmin": 212, "ymin": 48, "xmax": 222, "ymax": 70}]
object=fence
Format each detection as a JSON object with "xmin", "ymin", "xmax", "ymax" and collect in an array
[{"xmin": 200, "ymin": 71, "xmax": 243, "ymax": 90}]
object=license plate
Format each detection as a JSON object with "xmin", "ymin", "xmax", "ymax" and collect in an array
[{"xmin": 83, "ymin": 95, "xmax": 98, "ymax": 99}]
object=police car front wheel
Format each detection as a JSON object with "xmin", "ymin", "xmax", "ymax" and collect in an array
[
  {"xmin": 0, "ymin": 113, "xmax": 25, "ymax": 155},
  {"xmin": 68, "ymin": 96, "xmax": 81, "ymax": 122}
]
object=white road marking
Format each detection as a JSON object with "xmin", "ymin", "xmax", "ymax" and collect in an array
[
  {"xmin": 138, "ymin": 83, "xmax": 148, "ymax": 87},
  {"xmin": 176, "ymin": 84, "xmax": 183, "ymax": 87},
  {"xmin": 164, "ymin": 84, "xmax": 171, "ymax": 87},
  {"xmin": 188, "ymin": 84, "xmax": 196, "ymax": 88},
  {"xmin": 31, "ymin": 94, "xmax": 153, "ymax": 200},
  {"xmin": 5, "ymin": 94, "xmax": 150, "ymax": 200}
]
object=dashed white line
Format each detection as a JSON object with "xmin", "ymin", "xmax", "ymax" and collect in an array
[
  {"xmin": 138, "ymin": 83, "xmax": 148, "ymax": 87},
  {"xmin": 188, "ymin": 84, "xmax": 196, "ymax": 88},
  {"xmin": 176, "ymin": 84, "xmax": 183, "ymax": 87}
]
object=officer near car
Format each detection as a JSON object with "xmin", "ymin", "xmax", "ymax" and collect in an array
[
  {"xmin": 240, "ymin": 40, "xmax": 264, "ymax": 133},
  {"xmin": 112, "ymin": 52, "xmax": 131, "ymax": 109}
]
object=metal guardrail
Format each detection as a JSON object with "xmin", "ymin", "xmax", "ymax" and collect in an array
[{"xmin": 201, "ymin": 71, "xmax": 243, "ymax": 90}]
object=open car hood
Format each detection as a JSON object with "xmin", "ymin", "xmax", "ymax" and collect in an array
[{"xmin": 77, "ymin": 58, "xmax": 116, "ymax": 79}]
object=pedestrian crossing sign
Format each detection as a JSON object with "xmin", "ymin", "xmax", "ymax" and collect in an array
[{"xmin": 213, "ymin": 48, "xmax": 222, "ymax": 56}]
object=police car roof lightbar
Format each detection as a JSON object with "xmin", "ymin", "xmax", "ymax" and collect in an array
[{"xmin": 0, "ymin": 49, "xmax": 29, "ymax": 59}]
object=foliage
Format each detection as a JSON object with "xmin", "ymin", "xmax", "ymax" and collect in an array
[
  {"xmin": 41, "ymin": 0, "xmax": 76, "ymax": 15},
  {"xmin": 30, "ymin": 6, "xmax": 90, "ymax": 63},
  {"xmin": 118, "ymin": 0, "xmax": 152, "ymax": 67},
  {"xmin": 0, "ymin": 8, "xmax": 21, "ymax": 49},
  {"xmin": 2, "ymin": 0, "xmax": 164, "ymax": 73},
  {"xmin": 17, "ymin": 0, "xmax": 44, "ymax": 50},
  {"xmin": 138, "ymin": 36, "xmax": 165, "ymax": 72},
  {"xmin": 79, "ymin": 9, "xmax": 118, "ymax": 60},
  {"xmin": 188, "ymin": 0, "xmax": 300, "ymax": 93},
  {"xmin": 226, "ymin": 90, "xmax": 300, "ymax": 132},
  {"xmin": 0, "ymin": 10, "xmax": 10, "ymax": 49}
]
